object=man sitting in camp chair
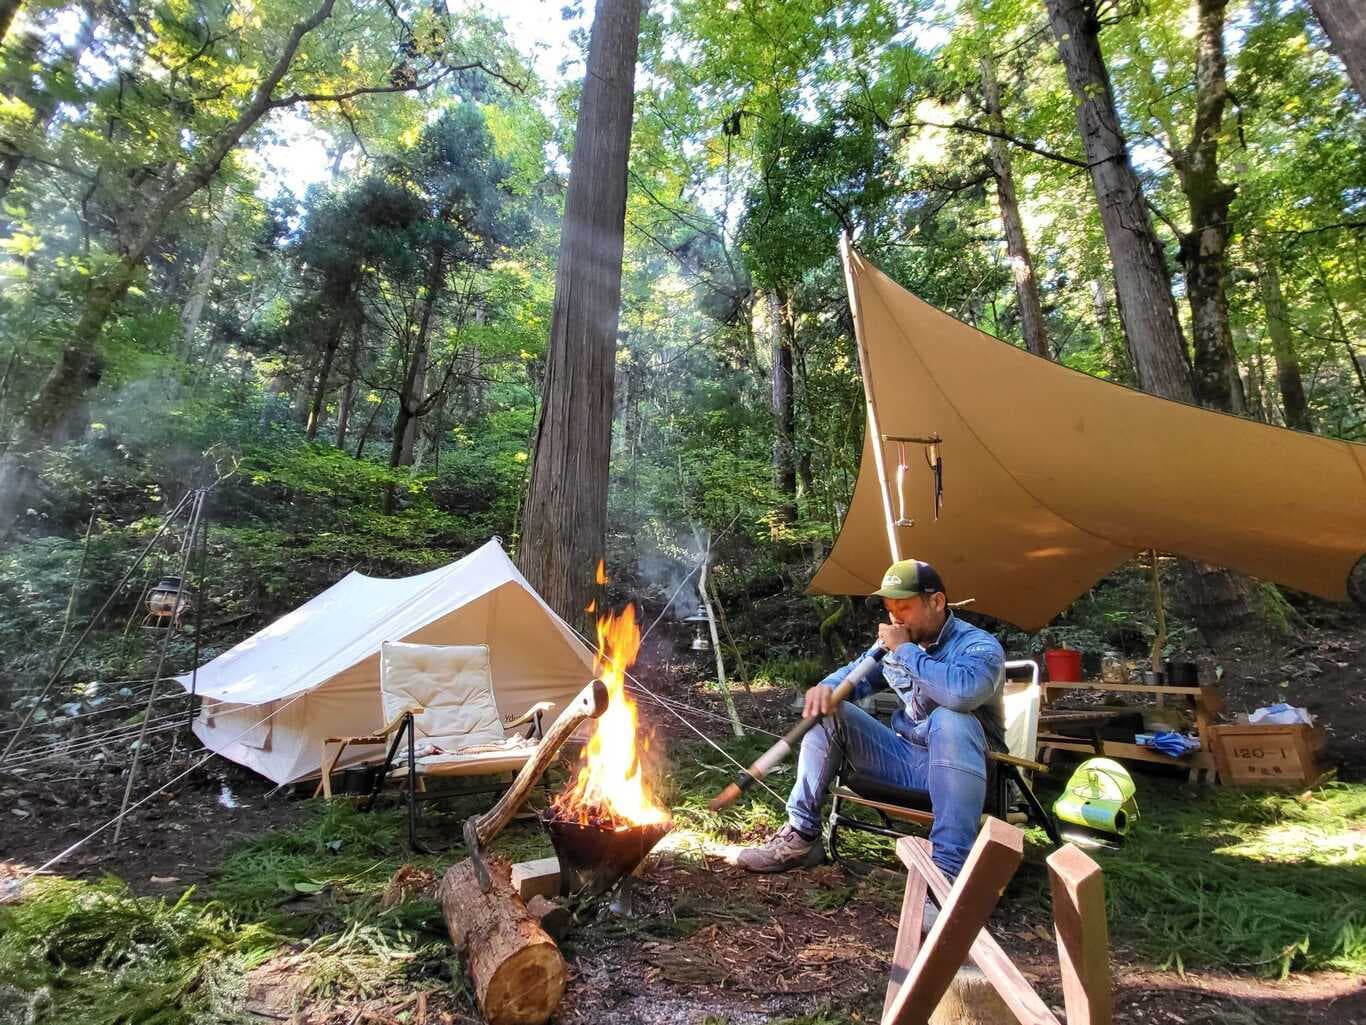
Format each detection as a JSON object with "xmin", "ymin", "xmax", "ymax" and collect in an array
[{"xmin": 737, "ymin": 558, "xmax": 1005, "ymax": 882}]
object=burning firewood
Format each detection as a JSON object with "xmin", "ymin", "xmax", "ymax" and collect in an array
[{"xmin": 440, "ymin": 600, "xmax": 673, "ymax": 1025}]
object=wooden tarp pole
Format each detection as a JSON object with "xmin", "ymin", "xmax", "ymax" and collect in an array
[
  {"xmin": 696, "ymin": 526, "xmax": 743, "ymax": 737},
  {"xmin": 840, "ymin": 231, "xmax": 902, "ymax": 564}
]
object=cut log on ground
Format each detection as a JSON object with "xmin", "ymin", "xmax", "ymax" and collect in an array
[
  {"xmin": 928, "ymin": 965, "xmax": 1014, "ymax": 1025},
  {"xmin": 439, "ymin": 856, "xmax": 566, "ymax": 1025}
]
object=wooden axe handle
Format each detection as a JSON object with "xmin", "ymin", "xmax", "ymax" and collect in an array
[{"xmin": 470, "ymin": 677, "xmax": 609, "ymax": 847}]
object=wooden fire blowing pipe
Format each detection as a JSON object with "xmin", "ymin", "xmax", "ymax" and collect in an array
[{"xmin": 710, "ymin": 642, "xmax": 888, "ymax": 810}]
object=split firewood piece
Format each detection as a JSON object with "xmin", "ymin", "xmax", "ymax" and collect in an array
[
  {"xmin": 438, "ymin": 856, "xmax": 566, "ymax": 1025},
  {"xmin": 510, "ymin": 856, "xmax": 561, "ymax": 901}
]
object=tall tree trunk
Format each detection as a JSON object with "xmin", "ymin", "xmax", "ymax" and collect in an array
[
  {"xmin": 517, "ymin": 0, "xmax": 641, "ymax": 628},
  {"xmin": 1241, "ymin": 338, "xmax": 1265, "ymax": 423},
  {"xmin": 1307, "ymin": 0, "xmax": 1366, "ymax": 99},
  {"xmin": 793, "ymin": 340, "xmax": 814, "ymax": 501},
  {"xmin": 382, "ymin": 252, "xmax": 442, "ymax": 513},
  {"xmin": 1258, "ymin": 255, "xmax": 1312, "ymax": 432},
  {"xmin": 398, "ymin": 339, "xmax": 426, "ymax": 465},
  {"xmin": 1044, "ymin": 0, "xmax": 1194, "ymax": 401},
  {"xmin": 980, "ymin": 50, "xmax": 1050, "ymax": 360},
  {"xmin": 354, "ymin": 400, "xmax": 383, "ymax": 460},
  {"xmin": 0, "ymin": 1, "xmax": 22, "ymax": 45},
  {"xmin": 768, "ymin": 291, "xmax": 798, "ymax": 522},
  {"xmin": 294, "ymin": 353, "xmax": 320, "ymax": 422},
  {"xmin": 1090, "ymin": 276, "xmax": 1131, "ymax": 380},
  {"xmin": 1175, "ymin": 0, "xmax": 1245, "ymax": 414},
  {"xmin": 305, "ymin": 302, "xmax": 348, "ymax": 442},
  {"xmin": 179, "ymin": 196, "xmax": 232, "ymax": 360},
  {"xmin": 335, "ymin": 316, "xmax": 362, "ymax": 449},
  {"xmin": 391, "ymin": 253, "xmax": 442, "ymax": 467}
]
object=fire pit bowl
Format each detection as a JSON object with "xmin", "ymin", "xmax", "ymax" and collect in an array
[{"xmin": 539, "ymin": 810, "xmax": 672, "ymax": 898}]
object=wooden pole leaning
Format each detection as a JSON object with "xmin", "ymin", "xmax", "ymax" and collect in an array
[
  {"xmin": 1047, "ymin": 844, "xmax": 1112, "ymax": 1025},
  {"xmin": 840, "ymin": 230, "xmax": 903, "ymax": 564}
]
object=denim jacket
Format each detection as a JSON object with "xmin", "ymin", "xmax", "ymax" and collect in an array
[{"xmin": 820, "ymin": 612, "xmax": 1007, "ymax": 750}]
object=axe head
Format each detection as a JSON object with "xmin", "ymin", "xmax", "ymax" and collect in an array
[{"xmin": 463, "ymin": 817, "xmax": 492, "ymax": 893}]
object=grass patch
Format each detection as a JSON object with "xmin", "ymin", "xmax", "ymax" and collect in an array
[
  {"xmin": 1080, "ymin": 780, "xmax": 1366, "ymax": 976},
  {"xmin": 0, "ymin": 876, "xmax": 276, "ymax": 1024},
  {"xmin": 752, "ymin": 657, "xmax": 827, "ymax": 690},
  {"xmin": 0, "ymin": 800, "xmax": 513, "ymax": 1022}
]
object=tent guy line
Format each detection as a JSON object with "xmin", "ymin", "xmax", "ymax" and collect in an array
[
  {"xmin": 10, "ymin": 687, "xmax": 311, "ymax": 891},
  {"xmin": 0, "ymin": 689, "xmax": 193, "ymax": 738},
  {"xmin": 1, "ymin": 490, "xmax": 197, "ymax": 764},
  {"xmin": 7, "ymin": 713, "xmax": 193, "ymax": 766}
]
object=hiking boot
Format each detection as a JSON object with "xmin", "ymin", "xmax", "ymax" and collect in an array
[{"xmin": 735, "ymin": 824, "xmax": 824, "ymax": 873}]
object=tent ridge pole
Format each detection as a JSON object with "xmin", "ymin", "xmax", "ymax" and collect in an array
[{"xmin": 840, "ymin": 231, "xmax": 902, "ymax": 564}]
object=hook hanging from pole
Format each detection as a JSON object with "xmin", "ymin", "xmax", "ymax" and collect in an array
[
  {"xmin": 893, "ymin": 441, "xmax": 914, "ymax": 527},
  {"xmin": 882, "ymin": 433, "xmax": 944, "ymax": 526}
]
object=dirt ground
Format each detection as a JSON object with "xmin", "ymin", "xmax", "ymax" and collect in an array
[
  {"xmin": 2, "ymin": 608, "xmax": 1364, "ymax": 1024},
  {"xmin": 0, "ymin": 750, "xmax": 301, "ymax": 892}
]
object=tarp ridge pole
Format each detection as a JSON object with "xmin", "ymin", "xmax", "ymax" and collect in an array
[{"xmin": 840, "ymin": 231, "xmax": 902, "ymax": 564}]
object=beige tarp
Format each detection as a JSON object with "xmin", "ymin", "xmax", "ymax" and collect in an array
[{"xmin": 807, "ymin": 248, "xmax": 1366, "ymax": 630}]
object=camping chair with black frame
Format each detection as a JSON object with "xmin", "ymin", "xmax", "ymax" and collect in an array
[
  {"xmin": 826, "ymin": 659, "xmax": 1060, "ymax": 869},
  {"xmin": 318, "ymin": 641, "xmax": 555, "ymax": 851}
]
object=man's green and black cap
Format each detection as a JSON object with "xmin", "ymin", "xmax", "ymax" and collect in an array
[{"xmin": 873, "ymin": 558, "xmax": 946, "ymax": 599}]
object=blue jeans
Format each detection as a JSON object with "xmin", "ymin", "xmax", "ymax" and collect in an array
[{"xmin": 786, "ymin": 702, "xmax": 988, "ymax": 879}]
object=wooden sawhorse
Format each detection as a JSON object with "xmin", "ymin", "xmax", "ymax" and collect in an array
[{"xmin": 882, "ymin": 817, "xmax": 1111, "ymax": 1025}]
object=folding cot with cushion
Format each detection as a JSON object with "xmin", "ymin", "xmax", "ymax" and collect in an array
[
  {"xmin": 826, "ymin": 659, "xmax": 1060, "ymax": 868},
  {"xmin": 318, "ymin": 641, "xmax": 554, "ymax": 847}
]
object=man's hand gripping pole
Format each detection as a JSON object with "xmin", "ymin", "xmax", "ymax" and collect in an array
[{"xmin": 708, "ymin": 642, "xmax": 887, "ymax": 811}]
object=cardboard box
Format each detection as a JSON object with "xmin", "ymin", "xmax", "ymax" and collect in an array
[{"xmin": 1208, "ymin": 723, "xmax": 1326, "ymax": 787}]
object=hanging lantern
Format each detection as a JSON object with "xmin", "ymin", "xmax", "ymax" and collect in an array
[
  {"xmin": 146, "ymin": 576, "xmax": 191, "ymax": 628},
  {"xmin": 680, "ymin": 609, "xmax": 711, "ymax": 652}
]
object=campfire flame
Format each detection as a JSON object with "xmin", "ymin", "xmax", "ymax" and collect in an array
[{"xmin": 552, "ymin": 594, "xmax": 670, "ymax": 829}]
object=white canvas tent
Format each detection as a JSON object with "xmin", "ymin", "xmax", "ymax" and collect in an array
[{"xmin": 177, "ymin": 539, "xmax": 596, "ymax": 784}]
